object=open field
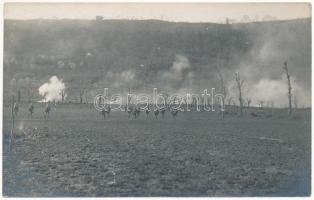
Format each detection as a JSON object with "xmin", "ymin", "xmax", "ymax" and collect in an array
[{"xmin": 2, "ymin": 103, "xmax": 311, "ymax": 196}]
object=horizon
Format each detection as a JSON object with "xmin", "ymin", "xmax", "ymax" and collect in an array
[
  {"xmin": 4, "ymin": 16, "xmax": 311, "ymax": 25},
  {"xmin": 4, "ymin": 3, "xmax": 311, "ymax": 23}
]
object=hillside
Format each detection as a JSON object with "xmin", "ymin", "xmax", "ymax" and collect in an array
[{"xmin": 3, "ymin": 18, "xmax": 311, "ymax": 106}]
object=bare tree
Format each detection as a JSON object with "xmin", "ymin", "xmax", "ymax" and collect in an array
[
  {"xmin": 235, "ymin": 72, "xmax": 244, "ymax": 115},
  {"xmin": 283, "ymin": 61, "xmax": 292, "ymax": 115}
]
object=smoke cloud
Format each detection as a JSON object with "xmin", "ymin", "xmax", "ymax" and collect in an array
[
  {"xmin": 159, "ymin": 54, "xmax": 194, "ymax": 93},
  {"xmin": 38, "ymin": 76, "xmax": 66, "ymax": 102},
  {"xmin": 246, "ymin": 76, "xmax": 307, "ymax": 108},
  {"xmin": 224, "ymin": 21, "xmax": 311, "ymax": 108}
]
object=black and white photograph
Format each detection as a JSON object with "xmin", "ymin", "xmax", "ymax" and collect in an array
[{"xmin": 1, "ymin": 2, "xmax": 312, "ymax": 197}]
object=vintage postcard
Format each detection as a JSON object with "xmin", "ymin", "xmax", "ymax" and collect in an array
[{"xmin": 2, "ymin": 2, "xmax": 311, "ymax": 197}]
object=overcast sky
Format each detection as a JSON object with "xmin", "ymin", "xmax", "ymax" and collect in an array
[{"xmin": 4, "ymin": 3, "xmax": 311, "ymax": 23}]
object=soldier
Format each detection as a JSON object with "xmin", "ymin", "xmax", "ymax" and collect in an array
[
  {"xmin": 133, "ymin": 107, "xmax": 140, "ymax": 119},
  {"xmin": 28, "ymin": 102, "xmax": 34, "ymax": 117},
  {"xmin": 154, "ymin": 106, "xmax": 159, "ymax": 119},
  {"xmin": 100, "ymin": 107, "xmax": 106, "ymax": 120},
  {"xmin": 145, "ymin": 106, "xmax": 150, "ymax": 119},
  {"xmin": 171, "ymin": 108, "xmax": 179, "ymax": 118},
  {"xmin": 105, "ymin": 105, "xmax": 111, "ymax": 118},
  {"xmin": 44, "ymin": 102, "xmax": 51, "ymax": 119},
  {"xmin": 127, "ymin": 106, "xmax": 133, "ymax": 118}
]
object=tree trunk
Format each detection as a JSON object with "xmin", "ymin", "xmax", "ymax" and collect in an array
[
  {"xmin": 235, "ymin": 72, "xmax": 244, "ymax": 115},
  {"xmin": 284, "ymin": 61, "xmax": 292, "ymax": 115}
]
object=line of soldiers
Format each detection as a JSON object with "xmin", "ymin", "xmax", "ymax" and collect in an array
[
  {"xmin": 124, "ymin": 104, "xmax": 179, "ymax": 119},
  {"xmin": 12, "ymin": 102, "xmax": 51, "ymax": 119}
]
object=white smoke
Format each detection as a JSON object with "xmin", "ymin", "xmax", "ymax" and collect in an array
[
  {"xmin": 159, "ymin": 54, "xmax": 195, "ymax": 93},
  {"xmin": 120, "ymin": 70, "xmax": 136, "ymax": 81},
  {"xmin": 38, "ymin": 76, "xmax": 66, "ymax": 102},
  {"xmin": 246, "ymin": 76, "xmax": 308, "ymax": 108},
  {"xmin": 226, "ymin": 72, "xmax": 309, "ymax": 108},
  {"xmin": 97, "ymin": 55, "xmax": 194, "ymax": 95},
  {"xmin": 162, "ymin": 54, "xmax": 190, "ymax": 81},
  {"xmin": 224, "ymin": 24, "xmax": 311, "ymax": 108},
  {"xmin": 103, "ymin": 70, "xmax": 137, "ymax": 89}
]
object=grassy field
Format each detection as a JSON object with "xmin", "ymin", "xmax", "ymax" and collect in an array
[{"xmin": 2, "ymin": 103, "xmax": 311, "ymax": 196}]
